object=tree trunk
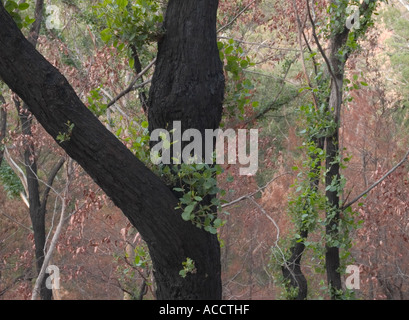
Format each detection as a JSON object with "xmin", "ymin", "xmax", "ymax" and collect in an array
[
  {"xmin": 0, "ymin": 94, "xmax": 6, "ymax": 167},
  {"xmin": 13, "ymin": 0, "xmax": 53, "ymax": 300},
  {"xmin": 147, "ymin": 0, "xmax": 224, "ymax": 299},
  {"xmin": 324, "ymin": 9, "xmax": 349, "ymax": 297},
  {"xmin": 282, "ymin": 136, "xmax": 324, "ymax": 300},
  {"xmin": 281, "ymin": 229, "xmax": 308, "ymax": 300},
  {"xmin": 13, "ymin": 95, "xmax": 53, "ymax": 300},
  {"xmin": 148, "ymin": 1, "xmax": 224, "ymax": 136},
  {"xmin": 0, "ymin": 0, "xmax": 224, "ymax": 299}
]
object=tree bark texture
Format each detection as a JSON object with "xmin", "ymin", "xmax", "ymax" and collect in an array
[
  {"xmin": 148, "ymin": 0, "xmax": 224, "ymax": 137},
  {"xmin": 0, "ymin": 94, "xmax": 6, "ymax": 167},
  {"xmin": 0, "ymin": 0, "xmax": 224, "ymax": 299},
  {"xmin": 148, "ymin": 0, "xmax": 224, "ymax": 299}
]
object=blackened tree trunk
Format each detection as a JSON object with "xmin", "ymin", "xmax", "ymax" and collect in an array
[
  {"xmin": 0, "ymin": 94, "xmax": 6, "ymax": 167},
  {"xmin": 322, "ymin": 0, "xmax": 378, "ymax": 298},
  {"xmin": 281, "ymin": 137, "xmax": 324, "ymax": 300},
  {"xmin": 148, "ymin": 0, "xmax": 224, "ymax": 299},
  {"xmin": 148, "ymin": 0, "xmax": 224, "ymax": 136},
  {"xmin": 324, "ymin": 4, "xmax": 350, "ymax": 296},
  {"xmin": 0, "ymin": 0, "xmax": 224, "ymax": 300}
]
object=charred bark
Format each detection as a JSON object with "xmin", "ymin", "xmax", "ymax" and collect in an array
[
  {"xmin": 0, "ymin": 0, "xmax": 224, "ymax": 299},
  {"xmin": 147, "ymin": 0, "xmax": 224, "ymax": 299},
  {"xmin": 0, "ymin": 94, "xmax": 6, "ymax": 167}
]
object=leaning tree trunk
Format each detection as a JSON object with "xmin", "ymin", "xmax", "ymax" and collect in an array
[{"xmin": 0, "ymin": 0, "xmax": 224, "ymax": 299}]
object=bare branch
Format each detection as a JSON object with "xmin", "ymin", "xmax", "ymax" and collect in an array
[
  {"xmin": 244, "ymin": 57, "xmax": 299, "ymax": 124},
  {"xmin": 342, "ymin": 148, "xmax": 409, "ymax": 210},
  {"xmin": 27, "ymin": 0, "xmax": 44, "ymax": 46},
  {"xmin": 222, "ymin": 172, "xmax": 293, "ymax": 208},
  {"xmin": 40, "ymin": 157, "xmax": 66, "ymax": 211},
  {"xmin": 217, "ymin": 36, "xmax": 300, "ymax": 52},
  {"xmin": 217, "ymin": 0, "xmax": 257, "ymax": 34},
  {"xmin": 31, "ymin": 160, "xmax": 72, "ymax": 300},
  {"xmin": 106, "ymin": 58, "xmax": 156, "ymax": 110},
  {"xmin": 306, "ymin": 0, "xmax": 341, "ymax": 118},
  {"xmin": 3, "ymin": 146, "xmax": 28, "ymax": 198},
  {"xmin": 0, "ymin": 210, "xmax": 32, "ymax": 233},
  {"xmin": 292, "ymin": 0, "xmax": 318, "ymax": 108}
]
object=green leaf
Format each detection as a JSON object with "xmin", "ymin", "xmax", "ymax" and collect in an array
[
  {"xmin": 205, "ymin": 226, "xmax": 217, "ymax": 234},
  {"xmin": 5, "ymin": 1, "xmax": 18, "ymax": 12},
  {"xmin": 116, "ymin": 0, "xmax": 128, "ymax": 8},
  {"xmin": 129, "ymin": 58, "xmax": 135, "ymax": 69},
  {"xmin": 181, "ymin": 210, "xmax": 192, "ymax": 221},
  {"xmin": 213, "ymin": 218, "xmax": 223, "ymax": 228},
  {"xmin": 240, "ymin": 60, "xmax": 249, "ymax": 68},
  {"xmin": 184, "ymin": 204, "xmax": 195, "ymax": 214},
  {"xmin": 24, "ymin": 16, "xmax": 35, "ymax": 25},
  {"xmin": 100, "ymin": 28, "xmax": 113, "ymax": 43},
  {"xmin": 18, "ymin": 2, "xmax": 29, "ymax": 10},
  {"xmin": 225, "ymin": 45, "xmax": 234, "ymax": 55},
  {"xmin": 252, "ymin": 101, "xmax": 259, "ymax": 108}
]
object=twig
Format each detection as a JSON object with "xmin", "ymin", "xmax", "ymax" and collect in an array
[
  {"xmin": 342, "ymin": 148, "xmax": 409, "ymax": 210},
  {"xmin": 3, "ymin": 146, "xmax": 28, "ymax": 197},
  {"xmin": 292, "ymin": 0, "xmax": 318, "ymax": 109},
  {"xmin": 0, "ymin": 210, "xmax": 32, "ymax": 233},
  {"xmin": 217, "ymin": 36, "xmax": 300, "ymax": 52},
  {"xmin": 222, "ymin": 172, "xmax": 293, "ymax": 208},
  {"xmin": 106, "ymin": 58, "xmax": 156, "ymax": 109},
  {"xmin": 244, "ymin": 56, "xmax": 299, "ymax": 124},
  {"xmin": 217, "ymin": 0, "xmax": 257, "ymax": 34},
  {"xmin": 306, "ymin": 0, "xmax": 341, "ymax": 120},
  {"xmin": 248, "ymin": 197, "xmax": 280, "ymax": 246},
  {"xmin": 31, "ymin": 186, "xmax": 68, "ymax": 300}
]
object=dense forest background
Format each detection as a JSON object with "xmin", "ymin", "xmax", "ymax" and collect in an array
[{"xmin": 1, "ymin": 0, "xmax": 409, "ymax": 300}]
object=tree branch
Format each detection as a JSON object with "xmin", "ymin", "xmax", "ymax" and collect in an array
[
  {"xmin": 0, "ymin": 3, "xmax": 190, "ymax": 273},
  {"xmin": 292, "ymin": 0, "xmax": 318, "ymax": 108},
  {"xmin": 306, "ymin": 0, "xmax": 341, "ymax": 119},
  {"xmin": 222, "ymin": 172, "xmax": 293, "ymax": 208},
  {"xmin": 342, "ymin": 148, "xmax": 409, "ymax": 210},
  {"xmin": 217, "ymin": 36, "xmax": 300, "ymax": 52},
  {"xmin": 31, "ymin": 181, "xmax": 68, "ymax": 300},
  {"xmin": 27, "ymin": 0, "xmax": 44, "ymax": 46},
  {"xmin": 217, "ymin": 0, "xmax": 257, "ymax": 34},
  {"xmin": 106, "ymin": 59, "xmax": 155, "ymax": 110},
  {"xmin": 40, "ymin": 157, "xmax": 66, "ymax": 212},
  {"xmin": 3, "ymin": 146, "xmax": 28, "ymax": 197}
]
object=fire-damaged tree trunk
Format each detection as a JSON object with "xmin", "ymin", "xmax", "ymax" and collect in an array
[
  {"xmin": 0, "ymin": 0, "xmax": 224, "ymax": 299},
  {"xmin": 147, "ymin": 0, "xmax": 225, "ymax": 299}
]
